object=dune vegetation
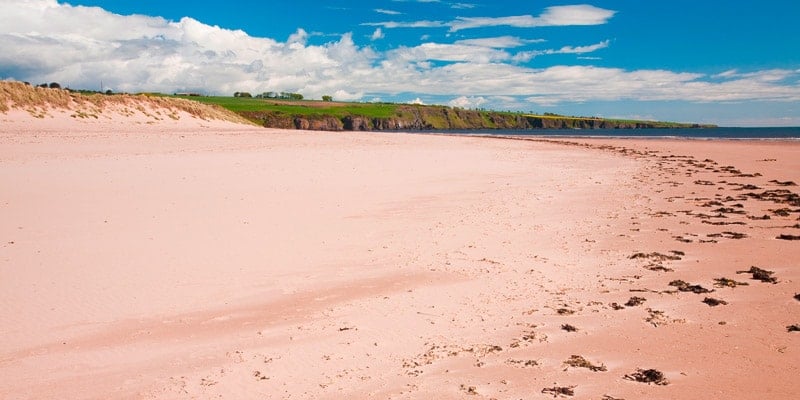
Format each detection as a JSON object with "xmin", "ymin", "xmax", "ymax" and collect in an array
[{"xmin": 0, "ymin": 81, "xmax": 254, "ymax": 125}]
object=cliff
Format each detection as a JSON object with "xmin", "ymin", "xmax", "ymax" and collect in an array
[{"xmin": 240, "ymin": 105, "xmax": 711, "ymax": 131}]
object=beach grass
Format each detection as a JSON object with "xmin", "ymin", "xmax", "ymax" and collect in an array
[{"xmin": 0, "ymin": 81, "xmax": 254, "ymax": 124}]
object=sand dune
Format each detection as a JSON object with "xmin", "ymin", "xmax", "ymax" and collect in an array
[{"xmin": 1, "ymin": 106, "xmax": 798, "ymax": 399}]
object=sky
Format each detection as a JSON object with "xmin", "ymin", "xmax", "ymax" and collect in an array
[{"xmin": 1, "ymin": 1, "xmax": 799, "ymax": 126}]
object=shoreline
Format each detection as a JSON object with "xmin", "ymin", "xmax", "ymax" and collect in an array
[
  {"xmin": 417, "ymin": 127, "xmax": 800, "ymax": 141},
  {"xmin": 1, "ymin": 122, "xmax": 798, "ymax": 398}
]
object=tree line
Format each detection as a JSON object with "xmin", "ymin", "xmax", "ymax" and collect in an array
[
  {"xmin": 234, "ymin": 91, "xmax": 303, "ymax": 100},
  {"xmin": 234, "ymin": 91, "xmax": 334, "ymax": 101}
]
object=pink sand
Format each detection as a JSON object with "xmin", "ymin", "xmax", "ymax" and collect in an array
[{"xmin": 1, "ymin": 113, "xmax": 798, "ymax": 399}]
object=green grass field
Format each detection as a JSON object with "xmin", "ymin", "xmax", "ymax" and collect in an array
[{"xmin": 172, "ymin": 95, "xmax": 399, "ymax": 118}]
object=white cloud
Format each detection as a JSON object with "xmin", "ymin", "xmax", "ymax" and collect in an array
[
  {"xmin": 371, "ymin": 28, "xmax": 385, "ymax": 41},
  {"xmin": 287, "ymin": 28, "xmax": 309, "ymax": 45},
  {"xmin": 512, "ymin": 40, "xmax": 610, "ymax": 62},
  {"xmin": 362, "ymin": 20, "xmax": 445, "ymax": 29},
  {"xmin": 389, "ymin": 42, "xmax": 510, "ymax": 63},
  {"xmin": 714, "ymin": 69, "xmax": 739, "ymax": 79},
  {"xmin": 1, "ymin": 0, "xmax": 798, "ymax": 111},
  {"xmin": 449, "ymin": 95, "xmax": 487, "ymax": 108},
  {"xmin": 366, "ymin": 5, "xmax": 614, "ymax": 32},
  {"xmin": 409, "ymin": 97, "xmax": 425, "ymax": 105},
  {"xmin": 710, "ymin": 69, "xmax": 794, "ymax": 83},
  {"xmin": 454, "ymin": 36, "xmax": 544, "ymax": 48},
  {"xmin": 556, "ymin": 40, "xmax": 610, "ymax": 54},
  {"xmin": 451, "ymin": 3, "xmax": 476, "ymax": 10},
  {"xmin": 448, "ymin": 5, "xmax": 616, "ymax": 32},
  {"xmin": 375, "ymin": 9, "xmax": 401, "ymax": 15}
]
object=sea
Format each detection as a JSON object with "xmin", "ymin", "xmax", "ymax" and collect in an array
[{"xmin": 441, "ymin": 127, "xmax": 800, "ymax": 140}]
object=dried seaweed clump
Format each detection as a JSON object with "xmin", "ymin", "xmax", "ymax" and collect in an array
[
  {"xmin": 561, "ymin": 324, "xmax": 578, "ymax": 332},
  {"xmin": 669, "ymin": 280, "xmax": 713, "ymax": 294},
  {"xmin": 624, "ymin": 368, "xmax": 669, "ymax": 385},
  {"xmin": 702, "ymin": 297, "xmax": 728, "ymax": 307},
  {"xmin": 629, "ymin": 252, "xmax": 682, "ymax": 261},
  {"xmin": 564, "ymin": 355, "xmax": 607, "ymax": 372},
  {"xmin": 541, "ymin": 385, "xmax": 576, "ymax": 397},
  {"xmin": 625, "ymin": 296, "xmax": 647, "ymax": 307},
  {"xmin": 736, "ymin": 266, "xmax": 778, "ymax": 284},
  {"xmin": 713, "ymin": 277, "xmax": 749, "ymax": 288}
]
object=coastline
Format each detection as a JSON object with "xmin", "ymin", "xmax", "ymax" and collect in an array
[
  {"xmin": 426, "ymin": 126, "xmax": 800, "ymax": 141},
  {"xmin": 1, "ymin": 121, "xmax": 798, "ymax": 399}
]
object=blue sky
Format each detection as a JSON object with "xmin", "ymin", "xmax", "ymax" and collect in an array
[{"xmin": 1, "ymin": 0, "xmax": 799, "ymax": 126}]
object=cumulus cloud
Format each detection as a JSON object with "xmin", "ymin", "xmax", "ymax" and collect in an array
[
  {"xmin": 1, "ymin": 0, "xmax": 799, "ymax": 111},
  {"xmin": 409, "ymin": 97, "xmax": 425, "ymax": 105},
  {"xmin": 448, "ymin": 95, "xmax": 487, "ymax": 108},
  {"xmin": 0, "ymin": 0, "xmax": 379, "ymax": 97}
]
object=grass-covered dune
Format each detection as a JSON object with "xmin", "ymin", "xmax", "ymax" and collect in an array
[
  {"xmin": 0, "ymin": 81, "xmax": 253, "ymax": 125},
  {"xmin": 178, "ymin": 95, "xmax": 716, "ymax": 131}
]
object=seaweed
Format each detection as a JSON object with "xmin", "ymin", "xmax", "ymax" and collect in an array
[
  {"xmin": 564, "ymin": 355, "xmax": 607, "ymax": 372},
  {"xmin": 707, "ymin": 231, "xmax": 748, "ymax": 239},
  {"xmin": 737, "ymin": 266, "xmax": 778, "ymax": 284},
  {"xmin": 772, "ymin": 208, "xmax": 796, "ymax": 217},
  {"xmin": 459, "ymin": 384, "xmax": 478, "ymax": 395},
  {"xmin": 777, "ymin": 234, "xmax": 800, "ymax": 241},
  {"xmin": 541, "ymin": 385, "xmax": 576, "ymax": 397},
  {"xmin": 713, "ymin": 277, "xmax": 749, "ymax": 288},
  {"xmin": 669, "ymin": 280, "xmax": 713, "ymax": 294},
  {"xmin": 723, "ymin": 231, "xmax": 748, "ymax": 239},
  {"xmin": 506, "ymin": 358, "xmax": 538, "ymax": 367},
  {"xmin": 629, "ymin": 252, "xmax": 682, "ymax": 261},
  {"xmin": 712, "ymin": 207, "xmax": 746, "ymax": 214},
  {"xmin": 645, "ymin": 308, "xmax": 668, "ymax": 327},
  {"xmin": 702, "ymin": 297, "xmax": 728, "ymax": 307},
  {"xmin": 624, "ymin": 368, "xmax": 669, "ymax": 385},
  {"xmin": 644, "ymin": 264, "xmax": 673, "ymax": 272},
  {"xmin": 625, "ymin": 296, "xmax": 647, "ymax": 307},
  {"xmin": 702, "ymin": 220, "xmax": 746, "ymax": 226},
  {"xmin": 561, "ymin": 324, "xmax": 578, "ymax": 332},
  {"xmin": 769, "ymin": 180, "xmax": 797, "ymax": 186}
]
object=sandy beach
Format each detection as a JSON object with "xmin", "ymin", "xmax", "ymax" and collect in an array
[{"xmin": 1, "ymin": 114, "xmax": 798, "ymax": 399}]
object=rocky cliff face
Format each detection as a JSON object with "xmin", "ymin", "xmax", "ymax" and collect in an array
[{"xmin": 241, "ymin": 106, "xmax": 705, "ymax": 132}]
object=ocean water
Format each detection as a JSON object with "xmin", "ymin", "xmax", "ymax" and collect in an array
[{"xmin": 444, "ymin": 127, "xmax": 800, "ymax": 139}]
